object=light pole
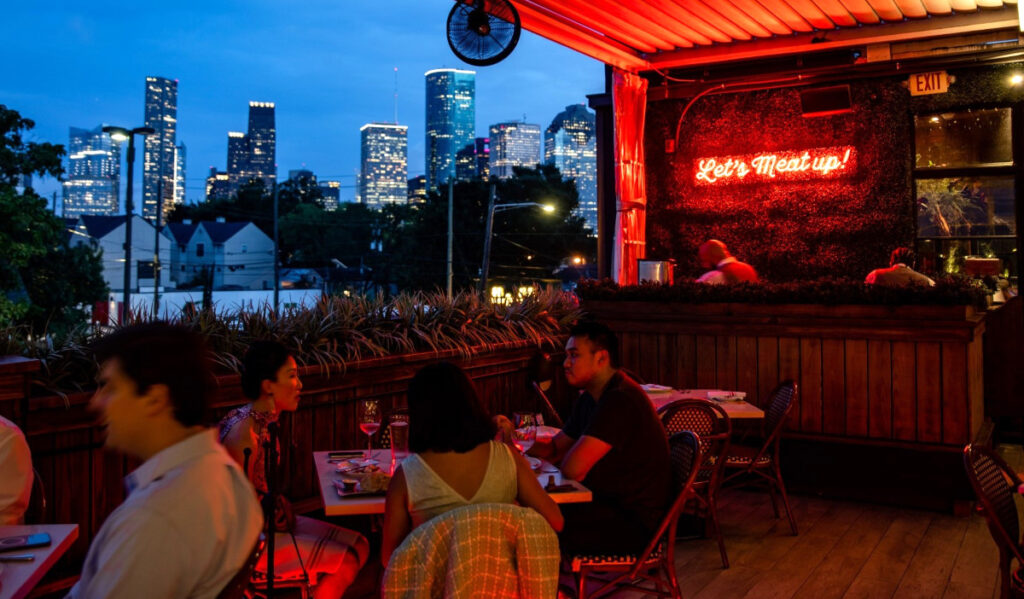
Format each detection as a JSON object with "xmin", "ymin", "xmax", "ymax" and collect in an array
[
  {"xmin": 478, "ymin": 183, "xmax": 555, "ymax": 294},
  {"xmin": 104, "ymin": 125, "xmax": 154, "ymax": 324}
]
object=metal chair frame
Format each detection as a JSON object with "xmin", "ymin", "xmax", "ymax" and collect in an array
[
  {"xmin": 721, "ymin": 381, "xmax": 798, "ymax": 536},
  {"xmin": 964, "ymin": 444, "xmax": 1024, "ymax": 599},
  {"xmin": 658, "ymin": 398, "xmax": 732, "ymax": 568},
  {"xmin": 568, "ymin": 431, "xmax": 702, "ymax": 599}
]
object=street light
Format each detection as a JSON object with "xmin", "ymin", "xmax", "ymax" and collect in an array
[
  {"xmin": 478, "ymin": 183, "xmax": 556, "ymax": 294},
  {"xmin": 104, "ymin": 125, "xmax": 154, "ymax": 324}
]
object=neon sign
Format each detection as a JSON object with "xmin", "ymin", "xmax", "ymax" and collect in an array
[{"xmin": 694, "ymin": 146, "xmax": 856, "ymax": 185}]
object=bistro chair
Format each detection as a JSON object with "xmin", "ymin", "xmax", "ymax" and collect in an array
[
  {"xmin": 382, "ymin": 503, "xmax": 560, "ymax": 598},
  {"xmin": 658, "ymin": 399, "xmax": 732, "ymax": 568},
  {"xmin": 963, "ymin": 444, "xmax": 1024, "ymax": 599},
  {"xmin": 527, "ymin": 351, "xmax": 565, "ymax": 428},
  {"xmin": 721, "ymin": 381, "xmax": 798, "ymax": 536},
  {"xmin": 566, "ymin": 431, "xmax": 701, "ymax": 599}
]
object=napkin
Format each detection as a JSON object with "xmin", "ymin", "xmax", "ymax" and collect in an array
[{"xmin": 707, "ymin": 390, "xmax": 746, "ymax": 402}]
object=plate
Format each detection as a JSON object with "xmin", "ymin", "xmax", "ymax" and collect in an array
[
  {"xmin": 707, "ymin": 390, "xmax": 746, "ymax": 402},
  {"xmin": 527, "ymin": 456, "xmax": 543, "ymax": 470},
  {"xmin": 332, "ymin": 480, "xmax": 386, "ymax": 498},
  {"xmin": 641, "ymin": 384, "xmax": 674, "ymax": 394}
]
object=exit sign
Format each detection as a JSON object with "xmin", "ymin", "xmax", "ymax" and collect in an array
[{"xmin": 909, "ymin": 71, "xmax": 950, "ymax": 96}]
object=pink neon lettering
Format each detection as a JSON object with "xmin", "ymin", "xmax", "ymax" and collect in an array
[{"xmin": 694, "ymin": 146, "xmax": 856, "ymax": 185}]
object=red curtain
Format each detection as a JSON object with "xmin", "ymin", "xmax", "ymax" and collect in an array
[{"xmin": 612, "ymin": 69, "xmax": 648, "ymax": 285}]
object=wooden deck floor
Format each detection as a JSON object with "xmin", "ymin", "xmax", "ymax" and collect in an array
[{"xmin": 628, "ymin": 489, "xmax": 1001, "ymax": 599}]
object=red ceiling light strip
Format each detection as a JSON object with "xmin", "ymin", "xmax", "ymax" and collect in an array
[{"xmin": 693, "ymin": 146, "xmax": 857, "ymax": 185}]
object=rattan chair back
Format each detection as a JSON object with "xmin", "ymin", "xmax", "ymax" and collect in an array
[{"xmin": 964, "ymin": 444, "xmax": 1024, "ymax": 599}]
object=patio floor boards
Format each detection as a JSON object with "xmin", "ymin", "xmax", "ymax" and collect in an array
[{"xmin": 605, "ymin": 489, "xmax": 1000, "ymax": 599}]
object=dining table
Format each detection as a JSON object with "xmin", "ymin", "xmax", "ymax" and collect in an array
[
  {"xmin": 0, "ymin": 523, "xmax": 78, "ymax": 599},
  {"xmin": 314, "ymin": 448, "xmax": 592, "ymax": 517},
  {"xmin": 642, "ymin": 385, "xmax": 765, "ymax": 419}
]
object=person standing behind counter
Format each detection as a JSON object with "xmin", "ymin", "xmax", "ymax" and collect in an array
[{"xmin": 696, "ymin": 239, "xmax": 759, "ymax": 284}]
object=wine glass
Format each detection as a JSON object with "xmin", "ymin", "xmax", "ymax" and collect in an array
[
  {"xmin": 357, "ymin": 399, "xmax": 381, "ymax": 460},
  {"xmin": 512, "ymin": 412, "xmax": 539, "ymax": 454}
]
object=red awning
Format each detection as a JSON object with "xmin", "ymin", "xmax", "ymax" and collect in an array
[{"xmin": 511, "ymin": 0, "xmax": 1021, "ymax": 72}]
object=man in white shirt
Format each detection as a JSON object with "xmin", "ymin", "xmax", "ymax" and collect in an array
[
  {"xmin": 865, "ymin": 247, "xmax": 935, "ymax": 287},
  {"xmin": 68, "ymin": 323, "xmax": 262, "ymax": 599},
  {"xmin": 0, "ymin": 415, "xmax": 32, "ymax": 524}
]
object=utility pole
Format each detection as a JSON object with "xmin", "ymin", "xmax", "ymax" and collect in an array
[
  {"xmin": 446, "ymin": 180, "xmax": 453, "ymax": 298},
  {"xmin": 478, "ymin": 184, "xmax": 496, "ymax": 294},
  {"xmin": 273, "ymin": 182, "xmax": 280, "ymax": 315}
]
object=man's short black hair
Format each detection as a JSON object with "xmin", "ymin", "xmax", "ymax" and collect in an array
[
  {"xmin": 890, "ymin": 247, "xmax": 916, "ymax": 268},
  {"xmin": 241, "ymin": 340, "xmax": 291, "ymax": 400},
  {"xmin": 407, "ymin": 362, "xmax": 496, "ymax": 454},
  {"xmin": 568, "ymin": 320, "xmax": 620, "ymax": 368},
  {"xmin": 93, "ymin": 322, "xmax": 213, "ymax": 427}
]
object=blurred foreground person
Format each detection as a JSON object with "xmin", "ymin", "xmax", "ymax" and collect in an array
[
  {"xmin": 0, "ymin": 414, "xmax": 32, "ymax": 524},
  {"xmin": 69, "ymin": 323, "xmax": 262, "ymax": 599}
]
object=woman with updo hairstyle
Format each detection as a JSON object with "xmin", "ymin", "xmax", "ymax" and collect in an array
[
  {"xmin": 219, "ymin": 340, "xmax": 369, "ymax": 599},
  {"xmin": 381, "ymin": 361, "xmax": 563, "ymax": 566}
]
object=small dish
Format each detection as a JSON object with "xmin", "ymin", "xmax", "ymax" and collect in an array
[{"xmin": 527, "ymin": 456, "xmax": 543, "ymax": 470}]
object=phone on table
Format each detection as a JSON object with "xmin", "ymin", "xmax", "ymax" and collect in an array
[{"xmin": 0, "ymin": 533, "xmax": 51, "ymax": 552}]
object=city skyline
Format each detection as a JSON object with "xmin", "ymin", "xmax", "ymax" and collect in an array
[{"xmin": 4, "ymin": 1, "xmax": 601, "ymax": 212}]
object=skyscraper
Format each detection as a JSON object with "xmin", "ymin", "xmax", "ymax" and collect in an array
[
  {"xmin": 318, "ymin": 181, "xmax": 341, "ymax": 211},
  {"xmin": 360, "ymin": 123, "xmax": 408, "ymax": 209},
  {"xmin": 545, "ymin": 104, "xmax": 597, "ymax": 231},
  {"xmin": 488, "ymin": 122, "xmax": 541, "ymax": 179},
  {"xmin": 173, "ymin": 143, "xmax": 187, "ymax": 207},
  {"xmin": 206, "ymin": 167, "xmax": 230, "ymax": 201},
  {"xmin": 142, "ymin": 76, "xmax": 177, "ymax": 222},
  {"xmin": 62, "ymin": 125, "xmax": 121, "ymax": 218},
  {"xmin": 407, "ymin": 175, "xmax": 427, "ymax": 204},
  {"xmin": 226, "ymin": 131, "xmax": 248, "ymax": 195},
  {"xmin": 247, "ymin": 102, "xmax": 276, "ymax": 190},
  {"xmin": 456, "ymin": 137, "xmax": 489, "ymax": 181},
  {"xmin": 425, "ymin": 69, "xmax": 475, "ymax": 192}
]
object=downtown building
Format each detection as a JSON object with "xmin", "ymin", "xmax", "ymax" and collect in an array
[
  {"xmin": 489, "ymin": 121, "xmax": 541, "ymax": 179},
  {"xmin": 360, "ymin": 123, "xmax": 408, "ymax": 209},
  {"xmin": 225, "ymin": 102, "xmax": 277, "ymax": 196},
  {"xmin": 545, "ymin": 104, "xmax": 597, "ymax": 232},
  {"xmin": 62, "ymin": 125, "xmax": 122, "ymax": 218},
  {"xmin": 456, "ymin": 137, "xmax": 489, "ymax": 181},
  {"xmin": 142, "ymin": 76, "xmax": 178, "ymax": 222},
  {"xmin": 425, "ymin": 69, "xmax": 475, "ymax": 192}
]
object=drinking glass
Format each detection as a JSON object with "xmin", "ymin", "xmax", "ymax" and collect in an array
[
  {"xmin": 389, "ymin": 408, "xmax": 410, "ymax": 465},
  {"xmin": 357, "ymin": 399, "xmax": 381, "ymax": 459},
  {"xmin": 512, "ymin": 412, "xmax": 539, "ymax": 454}
]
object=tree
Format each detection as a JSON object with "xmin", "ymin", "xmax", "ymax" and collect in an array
[
  {"xmin": 383, "ymin": 165, "xmax": 595, "ymax": 292},
  {"xmin": 0, "ymin": 105, "xmax": 107, "ymax": 336}
]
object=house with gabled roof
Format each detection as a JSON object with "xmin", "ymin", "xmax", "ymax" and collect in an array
[
  {"xmin": 181, "ymin": 219, "xmax": 274, "ymax": 290},
  {"xmin": 68, "ymin": 215, "xmax": 173, "ymax": 292}
]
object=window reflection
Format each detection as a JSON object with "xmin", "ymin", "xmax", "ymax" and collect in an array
[
  {"xmin": 916, "ymin": 176, "xmax": 1015, "ymax": 238},
  {"xmin": 914, "ymin": 108, "xmax": 1012, "ymax": 168}
]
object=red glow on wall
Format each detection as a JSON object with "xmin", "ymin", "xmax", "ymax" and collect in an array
[{"xmin": 694, "ymin": 146, "xmax": 856, "ymax": 185}]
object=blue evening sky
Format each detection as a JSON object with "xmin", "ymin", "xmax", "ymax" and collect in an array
[{"xmin": 1, "ymin": 1, "xmax": 602, "ymax": 209}]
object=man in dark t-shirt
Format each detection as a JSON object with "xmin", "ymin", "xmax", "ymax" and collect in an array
[{"xmin": 531, "ymin": 321, "xmax": 671, "ymax": 554}]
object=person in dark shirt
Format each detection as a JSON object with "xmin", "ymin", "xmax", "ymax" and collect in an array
[{"xmin": 531, "ymin": 321, "xmax": 671, "ymax": 554}]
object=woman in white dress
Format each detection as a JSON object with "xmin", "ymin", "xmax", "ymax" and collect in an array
[
  {"xmin": 382, "ymin": 361, "xmax": 563, "ymax": 566},
  {"xmin": 219, "ymin": 341, "xmax": 369, "ymax": 599}
]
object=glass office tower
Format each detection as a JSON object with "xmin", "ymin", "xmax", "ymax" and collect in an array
[
  {"xmin": 545, "ymin": 104, "xmax": 597, "ymax": 232},
  {"xmin": 62, "ymin": 125, "xmax": 122, "ymax": 218},
  {"xmin": 247, "ymin": 101, "xmax": 276, "ymax": 190},
  {"xmin": 142, "ymin": 76, "xmax": 178, "ymax": 222},
  {"xmin": 425, "ymin": 69, "xmax": 475, "ymax": 192},
  {"xmin": 489, "ymin": 121, "xmax": 541, "ymax": 179},
  {"xmin": 360, "ymin": 123, "xmax": 409, "ymax": 209}
]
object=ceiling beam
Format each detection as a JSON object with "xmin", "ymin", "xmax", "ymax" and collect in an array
[{"xmin": 646, "ymin": 6, "xmax": 1019, "ymax": 70}]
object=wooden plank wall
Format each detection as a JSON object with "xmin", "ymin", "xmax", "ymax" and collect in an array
[{"xmin": 588, "ymin": 302, "xmax": 986, "ymax": 450}]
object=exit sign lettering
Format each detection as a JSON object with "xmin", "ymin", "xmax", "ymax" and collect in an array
[{"xmin": 909, "ymin": 71, "xmax": 950, "ymax": 96}]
